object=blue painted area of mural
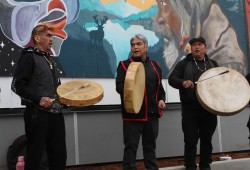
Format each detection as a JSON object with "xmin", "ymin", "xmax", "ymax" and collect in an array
[
  {"xmin": 105, "ymin": 0, "xmax": 141, "ymax": 17},
  {"xmin": 0, "ymin": 0, "xmax": 248, "ymax": 77},
  {"xmin": 64, "ymin": 0, "xmax": 80, "ymax": 24},
  {"xmin": 58, "ymin": 2, "xmax": 167, "ymax": 78},
  {"xmin": 217, "ymin": 0, "xmax": 248, "ymax": 56},
  {"xmin": 124, "ymin": 6, "xmax": 158, "ymax": 21},
  {"xmin": 80, "ymin": 0, "xmax": 141, "ymax": 18},
  {"xmin": 79, "ymin": 0, "xmax": 119, "ymax": 17}
]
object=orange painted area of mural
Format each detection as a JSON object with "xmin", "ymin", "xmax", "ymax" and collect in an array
[
  {"xmin": 49, "ymin": 0, "xmax": 66, "ymax": 11},
  {"xmin": 44, "ymin": 0, "xmax": 67, "ymax": 39},
  {"xmin": 126, "ymin": 0, "xmax": 156, "ymax": 10},
  {"xmin": 245, "ymin": 0, "xmax": 250, "ymax": 49},
  {"xmin": 101, "ymin": 0, "xmax": 119, "ymax": 5}
]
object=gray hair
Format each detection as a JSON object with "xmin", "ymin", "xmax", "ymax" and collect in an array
[{"xmin": 130, "ymin": 34, "xmax": 148, "ymax": 47}]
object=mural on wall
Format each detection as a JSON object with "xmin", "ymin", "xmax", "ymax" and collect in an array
[
  {"xmin": 0, "ymin": 0, "xmax": 80, "ymax": 76},
  {"xmin": 0, "ymin": 0, "xmax": 249, "ymax": 78},
  {"xmin": 155, "ymin": 0, "xmax": 248, "ymax": 76}
]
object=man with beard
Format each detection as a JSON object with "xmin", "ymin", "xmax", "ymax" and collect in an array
[
  {"xmin": 116, "ymin": 34, "xmax": 166, "ymax": 170},
  {"xmin": 11, "ymin": 25, "xmax": 67, "ymax": 170},
  {"xmin": 168, "ymin": 37, "xmax": 218, "ymax": 170},
  {"xmin": 155, "ymin": 0, "xmax": 247, "ymax": 76}
]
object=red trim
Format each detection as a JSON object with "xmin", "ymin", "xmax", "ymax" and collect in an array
[
  {"xmin": 120, "ymin": 61, "xmax": 127, "ymax": 71},
  {"xmin": 129, "ymin": 57, "xmax": 134, "ymax": 62},
  {"xmin": 150, "ymin": 61, "xmax": 163, "ymax": 117}
]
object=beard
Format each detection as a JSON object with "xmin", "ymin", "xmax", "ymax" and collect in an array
[{"xmin": 153, "ymin": 0, "xmax": 214, "ymax": 71}]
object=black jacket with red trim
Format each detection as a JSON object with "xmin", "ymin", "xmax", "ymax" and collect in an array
[{"xmin": 116, "ymin": 57, "xmax": 166, "ymax": 121}]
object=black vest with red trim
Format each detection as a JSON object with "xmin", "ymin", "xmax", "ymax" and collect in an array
[{"xmin": 116, "ymin": 57, "xmax": 164, "ymax": 121}]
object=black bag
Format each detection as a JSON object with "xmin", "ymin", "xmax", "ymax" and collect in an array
[{"xmin": 7, "ymin": 135, "xmax": 48, "ymax": 170}]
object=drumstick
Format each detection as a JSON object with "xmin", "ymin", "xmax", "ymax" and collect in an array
[
  {"xmin": 61, "ymin": 83, "xmax": 90, "ymax": 97},
  {"xmin": 195, "ymin": 70, "xmax": 229, "ymax": 84}
]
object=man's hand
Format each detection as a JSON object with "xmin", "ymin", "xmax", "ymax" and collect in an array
[
  {"xmin": 39, "ymin": 97, "xmax": 54, "ymax": 108},
  {"xmin": 158, "ymin": 100, "xmax": 166, "ymax": 109},
  {"xmin": 183, "ymin": 80, "xmax": 194, "ymax": 88}
]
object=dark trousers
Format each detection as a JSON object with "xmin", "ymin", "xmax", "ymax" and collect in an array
[
  {"xmin": 24, "ymin": 107, "xmax": 67, "ymax": 170},
  {"xmin": 123, "ymin": 116, "xmax": 159, "ymax": 170},
  {"xmin": 182, "ymin": 107, "xmax": 217, "ymax": 170}
]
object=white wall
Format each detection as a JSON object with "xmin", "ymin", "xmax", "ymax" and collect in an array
[{"xmin": 0, "ymin": 78, "xmax": 180, "ymax": 108}]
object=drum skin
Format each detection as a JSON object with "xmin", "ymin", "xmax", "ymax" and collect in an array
[
  {"xmin": 196, "ymin": 67, "xmax": 250, "ymax": 116},
  {"xmin": 57, "ymin": 80, "xmax": 104, "ymax": 107},
  {"xmin": 124, "ymin": 62, "xmax": 145, "ymax": 113}
]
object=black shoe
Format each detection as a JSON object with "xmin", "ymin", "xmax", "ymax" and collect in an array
[{"xmin": 199, "ymin": 162, "xmax": 211, "ymax": 170}]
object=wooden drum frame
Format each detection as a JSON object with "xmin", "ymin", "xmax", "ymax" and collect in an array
[
  {"xmin": 57, "ymin": 80, "xmax": 104, "ymax": 107},
  {"xmin": 124, "ymin": 62, "xmax": 145, "ymax": 113},
  {"xmin": 196, "ymin": 67, "xmax": 250, "ymax": 116}
]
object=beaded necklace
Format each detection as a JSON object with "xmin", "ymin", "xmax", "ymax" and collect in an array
[{"xmin": 193, "ymin": 57, "xmax": 206, "ymax": 72}]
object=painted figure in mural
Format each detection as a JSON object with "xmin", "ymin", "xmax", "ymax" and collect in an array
[
  {"xmin": 89, "ymin": 15, "xmax": 109, "ymax": 46},
  {"xmin": 11, "ymin": 25, "xmax": 67, "ymax": 170},
  {"xmin": 154, "ymin": 0, "xmax": 247, "ymax": 76},
  {"xmin": 168, "ymin": 37, "xmax": 218, "ymax": 170},
  {"xmin": 0, "ymin": 0, "xmax": 80, "ymax": 56},
  {"xmin": 116, "ymin": 34, "xmax": 166, "ymax": 170}
]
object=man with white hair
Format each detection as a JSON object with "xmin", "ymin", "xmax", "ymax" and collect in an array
[{"xmin": 116, "ymin": 34, "xmax": 166, "ymax": 170}]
